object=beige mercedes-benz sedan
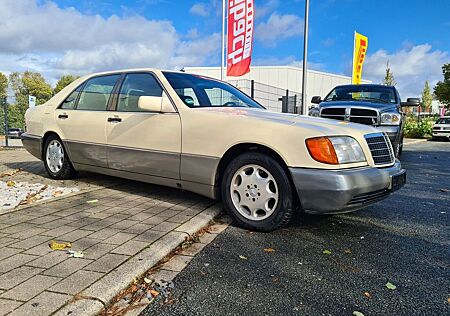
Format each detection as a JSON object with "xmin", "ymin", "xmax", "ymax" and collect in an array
[{"xmin": 22, "ymin": 69, "xmax": 406, "ymax": 231}]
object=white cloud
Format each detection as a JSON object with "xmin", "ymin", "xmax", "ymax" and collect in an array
[
  {"xmin": 364, "ymin": 44, "xmax": 449, "ymax": 98},
  {"xmin": 0, "ymin": 0, "xmax": 220, "ymax": 81},
  {"xmin": 255, "ymin": 13, "xmax": 303, "ymax": 46},
  {"xmin": 256, "ymin": 0, "xmax": 279, "ymax": 18},
  {"xmin": 189, "ymin": 3, "xmax": 209, "ymax": 17}
]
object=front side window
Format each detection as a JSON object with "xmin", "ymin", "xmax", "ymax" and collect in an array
[
  {"xmin": 163, "ymin": 72, "xmax": 263, "ymax": 109},
  {"xmin": 77, "ymin": 75, "xmax": 120, "ymax": 111},
  {"xmin": 324, "ymin": 85, "xmax": 397, "ymax": 104},
  {"xmin": 60, "ymin": 85, "xmax": 83, "ymax": 110},
  {"xmin": 117, "ymin": 73, "xmax": 163, "ymax": 112},
  {"xmin": 437, "ymin": 118, "xmax": 450, "ymax": 124}
]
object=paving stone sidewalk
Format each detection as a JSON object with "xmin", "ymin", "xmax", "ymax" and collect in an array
[{"xmin": 0, "ymin": 149, "xmax": 218, "ymax": 315}]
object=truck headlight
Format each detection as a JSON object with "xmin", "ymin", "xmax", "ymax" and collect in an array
[
  {"xmin": 306, "ymin": 136, "xmax": 366, "ymax": 165},
  {"xmin": 309, "ymin": 107, "xmax": 320, "ymax": 117},
  {"xmin": 380, "ymin": 112, "xmax": 401, "ymax": 125}
]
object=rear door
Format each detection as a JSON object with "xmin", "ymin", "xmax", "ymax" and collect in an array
[
  {"xmin": 54, "ymin": 74, "xmax": 120, "ymax": 168},
  {"xmin": 106, "ymin": 72, "xmax": 181, "ymax": 179}
]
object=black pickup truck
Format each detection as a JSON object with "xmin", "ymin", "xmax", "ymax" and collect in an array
[{"xmin": 309, "ymin": 84, "xmax": 419, "ymax": 156}]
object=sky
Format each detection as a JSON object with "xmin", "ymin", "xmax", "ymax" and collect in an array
[{"xmin": 0, "ymin": 0, "xmax": 449, "ymax": 98}]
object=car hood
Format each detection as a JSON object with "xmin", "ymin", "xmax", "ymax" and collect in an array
[
  {"xmin": 319, "ymin": 100, "xmax": 396, "ymax": 111},
  {"xmin": 193, "ymin": 107, "xmax": 378, "ymax": 135}
]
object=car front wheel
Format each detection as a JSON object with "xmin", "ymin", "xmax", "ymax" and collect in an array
[
  {"xmin": 43, "ymin": 135, "xmax": 76, "ymax": 180},
  {"xmin": 221, "ymin": 152, "xmax": 294, "ymax": 232}
]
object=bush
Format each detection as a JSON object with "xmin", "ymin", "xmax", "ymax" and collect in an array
[{"xmin": 404, "ymin": 116, "xmax": 435, "ymax": 138}]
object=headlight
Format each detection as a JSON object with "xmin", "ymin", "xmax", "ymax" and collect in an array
[
  {"xmin": 309, "ymin": 107, "xmax": 320, "ymax": 117},
  {"xmin": 380, "ymin": 112, "xmax": 401, "ymax": 125},
  {"xmin": 306, "ymin": 136, "xmax": 366, "ymax": 164}
]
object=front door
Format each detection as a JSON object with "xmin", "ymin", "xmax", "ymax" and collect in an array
[
  {"xmin": 106, "ymin": 72, "xmax": 181, "ymax": 180},
  {"xmin": 54, "ymin": 74, "xmax": 120, "ymax": 168}
]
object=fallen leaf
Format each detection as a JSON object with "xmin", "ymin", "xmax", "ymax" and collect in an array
[
  {"xmin": 322, "ymin": 250, "xmax": 332, "ymax": 255},
  {"xmin": 344, "ymin": 249, "xmax": 352, "ymax": 254},
  {"xmin": 447, "ymin": 297, "xmax": 450, "ymax": 304},
  {"xmin": 144, "ymin": 277, "xmax": 152, "ymax": 284},
  {"xmin": 239, "ymin": 255, "xmax": 248, "ymax": 260},
  {"xmin": 271, "ymin": 277, "xmax": 279, "ymax": 283},
  {"xmin": 49, "ymin": 240, "xmax": 72, "ymax": 251},
  {"xmin": 149, "ymin": 289, "xmax": 160, "ymax": 297},
  {"xmin": 364, "ymin": 292, "xmax": 371, "ymax": 299},
  {"xmin": 52, "ymin": 191, "xmax": 63, "ymax": 197},
  {"xmin": 6, "ymin": 180, "xmax": 15, "ymax": 187},
  {"xmin": 263, "ymin": 248, "xmax": 275, "ymax": 253},
  {"xmin": 385, "ymin": 282, "xmax": 397, "ymax": 290},
  {"xmin": 353, "ymin": 312, "xmax": 365, "ymax": 316},
  {"xmin": 86, "ymin": 199, "xmax": 98, "ymax": 204}
]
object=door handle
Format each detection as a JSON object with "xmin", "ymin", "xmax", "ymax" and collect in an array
[
  {"xmin": 58, "ymin": 114, "xmax": 68, "ymax": 119},
  {"xmin": 107, "ymin": 117, "xmax": 122, "ymax": 123}
]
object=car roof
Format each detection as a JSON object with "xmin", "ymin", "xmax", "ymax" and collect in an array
[{"xmin": 333, "ymin": 84, "xmax": 395, "ymax": 89}]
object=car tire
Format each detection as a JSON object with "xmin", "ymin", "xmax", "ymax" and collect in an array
[
  {"xmin": 43, "ymin": 135, "xmax": 76, "ymax": 180},
  {"xmin": 221, "ymin": 152, "xmax": 294, "ymax": 232}
]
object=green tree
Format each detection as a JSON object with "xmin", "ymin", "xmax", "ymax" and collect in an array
[
  {"xmin": 54, "ymin": 74, "xmax": 78, "ymax": 95},
  {"xmin": 0, "ymin": 72, "xmax": 8, "ymax": 134},
  {"xmin": 421, "ymin": 80, "xmax": 433, "ymax": 112},
  {"xmin": 382, "ymin": 61, "xmax": 396, "ymax": 86},
  {"xmin": 8, "ymin": 71, "xmax": 53, "ymax": 128},
  {"xmin": 0, "ymin": 72, "xmax": 7, "ymax": 98},
  {"xmin": 434, "ymin": 63, "xmax": 450, "ymax": 108}
]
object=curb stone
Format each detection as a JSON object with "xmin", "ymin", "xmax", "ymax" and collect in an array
[{"xmin": 53, "ymin": 203, "xmax": 223, "ymax": 316}]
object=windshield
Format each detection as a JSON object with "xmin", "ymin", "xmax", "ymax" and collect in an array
[
  {"xmin": 324, "ymin": 85, "xmax": 397, "ymax": 104},
  {"xmin": 436, "ymin": 118, "xmax": 450, "ymax": 124},
  {"xmin": 163, "ymin": 72, "xmax": 263, "ymax": 109}
]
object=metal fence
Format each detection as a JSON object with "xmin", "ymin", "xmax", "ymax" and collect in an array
[{"xmin": 228, "ymin": 79, "xmax": 303, "ymax": 114}]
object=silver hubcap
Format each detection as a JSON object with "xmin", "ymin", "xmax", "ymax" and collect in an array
[
  {"xmin": 230, "ymin": 164, "xmax": 279, "ymax": 221},
  {"xmin": 46, "ymin": 140, "xmax": 64, "ymax": 173}
]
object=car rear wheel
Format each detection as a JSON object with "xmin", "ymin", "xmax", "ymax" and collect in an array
[
  {"xmin": 221, "ymin": 152, "xmax": 294, "ymax": 232},
  {"xmin": 44, "ymin": 135, "xmax": 76, "ymax": 180}
]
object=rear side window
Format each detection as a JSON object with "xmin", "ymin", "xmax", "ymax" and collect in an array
[
  {"xmin": 117, "ymin": 73, "xmax": 163, "ymax": 112},
  {"xmin": 60, "ymin": 85, "xmax": 83, "ymax": 110},
  {"xmin": 77, "ymin": 75, "xmax": 120, "ymax": 111}
]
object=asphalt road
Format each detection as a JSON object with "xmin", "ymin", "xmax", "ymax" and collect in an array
[{"xmin": 142, "ymin": 141, "xmax": 450, "ymax": 316}]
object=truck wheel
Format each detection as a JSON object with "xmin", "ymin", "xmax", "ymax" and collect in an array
[
  {"xmin": 43, "ymin": 135, "xmax": 76, "ymax": 180},
  {"xmin": 221, "ymin": 152, "xmax": 294, "ymax": 232}
]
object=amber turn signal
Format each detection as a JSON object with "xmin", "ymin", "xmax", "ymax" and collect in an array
[{"xmin": 305, "ymin": 137, "xmax": 339, "ymax": 164}]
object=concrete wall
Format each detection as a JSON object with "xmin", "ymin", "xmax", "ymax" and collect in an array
[{"xmin": 185, "ymin": 66, "xmax": 371, "ymax": 113}]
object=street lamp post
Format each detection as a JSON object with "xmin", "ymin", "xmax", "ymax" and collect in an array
[{"xmin": 301, "ymin": 0, "xmax": 310, "ymax": 115}]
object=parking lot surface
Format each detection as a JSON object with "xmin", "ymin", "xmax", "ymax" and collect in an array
[
  {"xmin": 0, "ymin": 149, "xmax": 216, "ymax": 315},
  {"xmin": 141, "ymin": 141, "xmax": 450, "ymax": 316}
]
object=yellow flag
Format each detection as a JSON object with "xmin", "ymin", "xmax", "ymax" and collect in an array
[{"xmin": 352, "ymin": 31, "xmax": 368, "ymax": 84}]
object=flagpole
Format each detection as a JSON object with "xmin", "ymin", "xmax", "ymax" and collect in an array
[
  {"xmin": 352, "ymin": 30, "xmax": 356, "ymax": 84},
  {"xmin": 301, "ymin": 0, "xmax": 310, "ymax": 115},
  {"xmin": 221, "ymin": 0, "xmax": 226, "ymax": 81}
]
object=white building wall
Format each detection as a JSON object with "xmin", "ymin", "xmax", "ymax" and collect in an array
[{"xmin": 185, "ymin": 66, "xmax": 371, "ymax": 113}]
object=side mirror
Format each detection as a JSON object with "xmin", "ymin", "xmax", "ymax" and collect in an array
[
  {"xmin": 401, "ymin": 97, "xmax": 420, "ymax": 107},
  {"xmin": 138, "ymin": 93, "xmax": 176, "ymax": 113},
  {"xmin": 311, "ymin": 96, "xmax": 322, "ymax": 104},
  {"xmin": 138, "ymin": 96, "xmax": 162, "ymax": 112}
]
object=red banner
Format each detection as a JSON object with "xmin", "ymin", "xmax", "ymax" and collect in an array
[{"xmin": 227, "ymin": 0, "xmax": 254, "ymax": 77}]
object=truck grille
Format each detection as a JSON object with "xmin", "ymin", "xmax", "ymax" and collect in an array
[
  {"xmin": 321, "ymin": 107, "xmax": 379, "ymax": 125},
  {"xmin": 365, "ymin": 133, "xmax": 395, "ymax": 166}
]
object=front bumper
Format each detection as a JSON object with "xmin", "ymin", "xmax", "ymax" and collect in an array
[
  {"xmin": 21, "ymin": 133, "xmax": 42, "ymax": 160},
  {"xmin": 433, "ymin": 131, "xmax": 450, "ymax": 138},
  {"xmin": 289, "ymin": 160, "xmax": 405, "ymax": 214},
  {"xmin": 375, "ymin": 125, "xmax": 401, "ymax": 147}
]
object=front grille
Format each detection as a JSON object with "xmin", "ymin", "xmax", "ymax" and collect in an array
[
  {"xmin": 320, "ymin": 107, "xmax": 379, "ymax": 125},
  {"xmin": 433, "ymin": 127, "xmax": 441, "ymax": 131},
  {"xmin": 365, "ymin": 133, "xmax": 395, "ymax": 166}
]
